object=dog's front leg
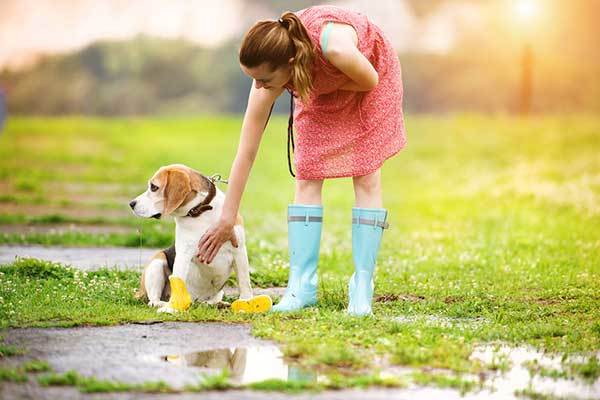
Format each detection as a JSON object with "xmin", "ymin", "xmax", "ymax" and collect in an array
[
  {"xmin": 233, "ymin": 227, "xmax": 253, "ymax": 300},
  {"xmin": 158, "ymin": 246, "xmax": 194, "ymax": 313}
]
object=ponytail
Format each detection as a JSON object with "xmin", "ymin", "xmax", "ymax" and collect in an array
[{"xmin": 239, "ymin": 11, "xmax": 315, "ymax": 103}]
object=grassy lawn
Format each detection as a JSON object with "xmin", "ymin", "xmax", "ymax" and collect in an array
[{"xmin": 0, "ymin": 114, "xmax": 599, "ymax": 393}]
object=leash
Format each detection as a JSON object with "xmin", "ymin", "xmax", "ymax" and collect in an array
[
  {"xmin": 286, "ymin": 89, "xmax": 296, "ymax": 178},
  {"xmin": 208, "ymin": 173, "xmax": 228, "ymax": 185},
  {"xmin": 137, "ymin": 225, "xmax": 143, "ymax": 272},
  {"xmin": 263, "ymin": 89, "xmax": 297, "ymax": 178}
]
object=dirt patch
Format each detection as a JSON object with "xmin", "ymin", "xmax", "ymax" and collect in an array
[
  {"xmin": 375, "ymin": 293, "xmax": 425, "ymax": 303},
  {"xmin": 443, "ymin": 295, "xmax": 465, "ymax": 304}
]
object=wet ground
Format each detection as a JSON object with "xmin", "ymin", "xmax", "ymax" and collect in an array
[
  {"xmin": 1, "ymin": 246, "xmax": 598, "ymax": 398},
  {"xmin": 3, "ymin": 323, "xmax": 271, "ymax": 388},
  {"xmin": 2, "ymin": 321, "xmax": 598, "ymax": 399},
  {"xmin": 0, "ymin": 322, "xmax": 459, "ymax": 400},
  {"xmin": 470, "ymin": 345, "xmax": 600, "ymax": 399}
]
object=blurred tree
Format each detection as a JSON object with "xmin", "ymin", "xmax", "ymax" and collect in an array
[
  {"xmin": 1, "ymin": 0, "xmax": 599, "ymax": 115},
  {"xmin": 249, "ymin": 0, "xmax": 324, "ymax": 13},
  {"xmin": 0, "ymin": 85, "xmax": 5, "ymax": 132},
  {"xmin": 404, "ymin": 0, "xmax": 446, "ymax": 18}
]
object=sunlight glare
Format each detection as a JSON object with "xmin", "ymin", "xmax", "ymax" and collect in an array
[{"xmin": 514, "ymin": 0, "xmax": 539, "ymax": 21}]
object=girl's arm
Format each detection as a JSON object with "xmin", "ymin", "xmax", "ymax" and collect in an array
[
  {"xmin": 220, "ymin": 82, "xmax": 284, "ymax": 226},
  {"xmin": 322, "ymin": 22, "xmax": 379, "ymax": 91},
  {"xmin": 198, "ymin": 82, "xmax": 282, "ymax": 264}
]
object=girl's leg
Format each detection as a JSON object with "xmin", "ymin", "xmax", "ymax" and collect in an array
[
  {"xmin": 294, "ymin": 178, "xmax": 324, "ymax": 205},
  {"xmin": 352, "ymin": 168, "xmax": 382, "ymax": 208},
  {"xmin": 273, "ymin": 178, "xmax": 324, "ymax": 312},
  {"xmin": 349, "ymin": 168, "xmax": 388, "ymax": 316}
]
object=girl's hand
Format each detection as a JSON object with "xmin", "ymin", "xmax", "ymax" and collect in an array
[{"xmin": 197, "ymin": 218, "xmax": 239, "ymax": 264}]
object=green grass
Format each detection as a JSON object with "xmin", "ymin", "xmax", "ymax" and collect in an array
[
  {"xmin": 0, "ymin": 366, "xmax": 28, "ymax": 383},
  {"xmin": 0, "ymin": 360, "xmax": 51, "ymax": 383},
  {"xmin": 32, "ymin": 366, "xmax": 406, "ymax": 394},
  {"xmin": 37, "ymin": 370, "xmax": 175, "ymax": 393},
  {"xmin": 0, "ymin": 213, "xmax": 148, "ymax": 226},
  {"xmin": 0, "ymin": 228, "xmax": 174, "ymax": 248},
  {"xmin": 0, "ymin": 114, "xmax": 599, "ymax": 394},
  {"xmin": 184, "ymin": 369, "xmax": 232, "ymax": 392},
  {"xmin": 514, "ymin": 388, "xmax": 582, "ymax": 400},
  {"xmin": 246, "ymin": 373, "xmax": 405, "ymax": 392},
  {"xmin": 567, "ymin": 356, "xmax": 600, "ymax": 382},
  {"xmin": 247, "ymin": 378, "xmax": 320, "ymax": 393},
  {"xmin": 411, "ymin": 371, "xmax": 477, "ymax": 394},
  {"xmin": 0, "ymin": 343, "xmax": 25, "ymax": 357}
]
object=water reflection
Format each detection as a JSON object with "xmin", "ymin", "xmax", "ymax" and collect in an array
[
  {"xmin": 470, "ymin": 344, "xmax": 600, "ymax": 399},
  {"xmin": 155, "ymin": 343, "xmax": 599, "ymax": 398},
  {"xmin": 162, "ymin": 345, "xmax": 317, "ymax": 385}
]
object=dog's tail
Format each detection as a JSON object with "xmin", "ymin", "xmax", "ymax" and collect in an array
[{"xmin": 134, "ymin": 275, "xmax": 148, "ymax": 302}]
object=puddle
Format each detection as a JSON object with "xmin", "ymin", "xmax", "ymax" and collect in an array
[
  {"xmin": 145, "ymin": 345, "xmax": 317, "ymax": 385},
  {"xmin": 2, "ymin": 322, "xmax": 274, "ymax": 389},
  {"xmin": 146, "ymin": 342, "xmax": 600, "ymax": 398},
  {"xmin": 2, "ymin": 322, "xmax": 599, "ymax": 399},
  {"xmin": 470, "ymin": 344, "xmax": 600, "ymax": 399}
]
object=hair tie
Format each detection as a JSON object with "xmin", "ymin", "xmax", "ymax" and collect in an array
[{"xmin": 277, "ymin": 17, "xmax": 285, "ymax": 26}]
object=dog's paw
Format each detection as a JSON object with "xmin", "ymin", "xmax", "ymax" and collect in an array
[
  {"xmin": 157, "ymin": 305, "xmax": 177, "ymax": 314},
  {"xmin": 148, "ymin": 299, "xmax": 168, "ymax": 308},
  {"xmin": 215, "ymin": 301, "xmax": 231, "ymax": 309}
]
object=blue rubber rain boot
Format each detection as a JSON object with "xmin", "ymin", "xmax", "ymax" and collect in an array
[
  {"xmin": 272, "ymin": 204, "xmax": 323, "ymax": 312},
  {"xmin": 347, "ymin": 207, "xmax": 389, "ymax": 316}
]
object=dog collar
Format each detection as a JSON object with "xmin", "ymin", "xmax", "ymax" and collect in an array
[{"xmin": 186, "ymin": 175, "xmax": 217, "ymax": 218}]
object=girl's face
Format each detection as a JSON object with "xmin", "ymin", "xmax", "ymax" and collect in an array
[{"xmin": 240, "ymin": 60, "xmax": 294, "ymax": 90}]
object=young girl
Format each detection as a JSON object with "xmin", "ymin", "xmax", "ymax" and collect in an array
[{"xmin": 197, "ymin": 4, "xmax": 406, "ymax": 316}]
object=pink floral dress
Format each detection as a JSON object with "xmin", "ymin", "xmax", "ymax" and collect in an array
[{"xmin": 283, "ymin": 5, "xmax": 407, "ymax": 180}]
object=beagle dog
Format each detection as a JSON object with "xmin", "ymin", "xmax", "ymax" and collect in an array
[{"xmin": 129, "ymin": 164, "xmax": 253, "ymax": 313}]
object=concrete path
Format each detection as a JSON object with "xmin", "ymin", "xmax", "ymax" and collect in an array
[{"xmin": 0, "ymin": 245, "xmax": 154, "ymax": 271}]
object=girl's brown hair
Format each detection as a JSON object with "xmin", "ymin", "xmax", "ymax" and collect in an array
[{"xmin": 239, "ymin": 11, "xmax": 315, "ymax": 103}]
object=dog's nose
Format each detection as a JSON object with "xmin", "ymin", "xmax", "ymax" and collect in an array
[{"xmin": 129, "ymin": 200, "xmax": 137, "ymax": 210}]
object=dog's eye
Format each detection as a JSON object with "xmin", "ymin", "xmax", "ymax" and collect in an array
[{"xmin": 150, "ymin": 183, "xmax": 159, "ymax": 192}]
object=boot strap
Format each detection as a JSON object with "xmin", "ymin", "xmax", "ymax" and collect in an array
[
  {"xmin": 352, "ymin": 217, "xmax": 389, "ymax": 229},
  {"xmin": 288, "ymin": 215, "xmax": 323, "ymax": 223}
]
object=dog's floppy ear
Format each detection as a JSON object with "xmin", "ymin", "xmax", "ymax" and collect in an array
[
  {"xmin": 188, "ymin": 170, "xmax": 204, "ymax": 193},
  {"xmin": 163, "ymin": 169, "xmax": 191, "ymax": 216}
]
